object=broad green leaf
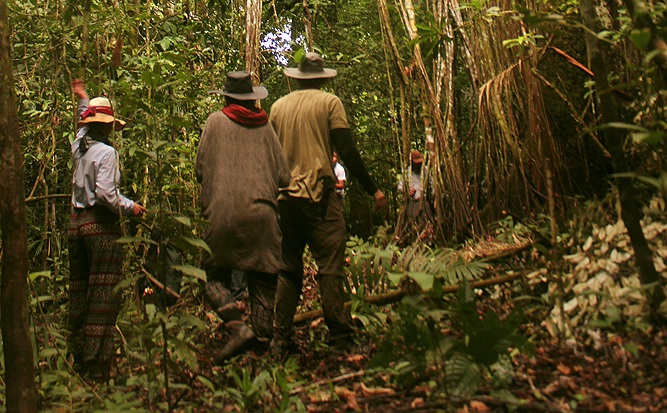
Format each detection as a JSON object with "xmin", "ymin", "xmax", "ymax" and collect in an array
[
  {"xmin": 39, "ymin": 348, "xmax": 58, "ymax": 358},
  {"xmin": 632, "ymin": 130, "xmax": 664, "ymax": 145},
  {"xmin": 172, "ymin": 215, "xmax": 192, "ymax": 227},
  {"xmin": 172, "ymin": 265, "xmax": 207, "ymax": 281},
  {"xmin": 180, "ymin": 236, "xmax": 211, "ymax": 254},
  {"xmin": 407, "ymin": 272, "xmax": 434, "ymax": 291},
  {"xmin": 387, "ymin": 271, "xmax": 404, "ymax": 286},
  {"xmin": 630, "ymin": 28, "xmax": 651, "ymax": 50},
  {"xmin": 29, "ymin": 270, "xmax": 51, "ymax": 281},
  {"xmin": 293, "ymin": 47, "xmax": 305, "ymax": 64}
]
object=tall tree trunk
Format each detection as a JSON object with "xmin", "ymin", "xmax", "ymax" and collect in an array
[
  {"xmin": 0, "ymin": 0, "xmax": 39, "ymax": 411},
  {"xmin": 581, "ymin": 0, "xmax": 666, "ymax": 324},
  {"xmin": 244, "ymin": 0, "xmax": 262, "ymax": 81}
]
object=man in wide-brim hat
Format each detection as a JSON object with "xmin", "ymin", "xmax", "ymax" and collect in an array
[
  {"xmin": 196, "ymin": 71, "xmax": 290, "ymax": 363},
  {"xmin": 268, "ymin": 52, "xmax": 388, "ymax": 358}
]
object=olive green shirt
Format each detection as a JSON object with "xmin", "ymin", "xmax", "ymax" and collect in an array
[{"xmin": 269, "ymin": 89, "xmax": 349, "ymax": 202}]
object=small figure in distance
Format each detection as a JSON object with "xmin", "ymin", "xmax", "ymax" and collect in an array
[{"xmin": 332, "ymin": 151, "xmax": 346, "ymax": 206}]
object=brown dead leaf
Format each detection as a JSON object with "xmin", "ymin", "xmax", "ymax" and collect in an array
[
  {"xmin": 346, "ymin": 354, "xmax": 365, "ymax": 364},
  {"xmin": 542, "ymin": 379, "xmax": 561, "ymax": 395},
  {"xmin": 308, "ymin": 390, "xmax": 332, "ymax": 403},
  {"xmin": 205, "ymin": 311, "xmax": 218, "ymax": 324},
  {"xmin": 335, "ymin": 386, "xmax": 359, "ymax": 410},
  {"xmin": 410, "ymin": 397, "xmax": 424, "ymax": 408},
  {"xmin": 310, "ymin": 318, "xmax": 324, "ymax": 329},
  {"xmin": 604, "ymin": 400, "xmax": 617, "ymax": 411},
  {"xmin": 470, "ymin": 400, "xmax": 491, "ymax": 412},
  {"xmin": 359, "ymin": 382, "xmax": 395, "ymax": 397},
  {"xmin": 557, "ymin": 363, "xmax": 572, "ymax": 375}
]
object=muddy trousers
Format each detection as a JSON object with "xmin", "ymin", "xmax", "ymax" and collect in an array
[
  {"xmin": 204, "ymin": 267, "xmax": 276, "ymax": 340},
  {"xmin": 274, "ymin": 193, "xmax": 356, "ymax": 345}
]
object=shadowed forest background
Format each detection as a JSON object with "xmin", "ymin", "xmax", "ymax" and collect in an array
[{"xmin": 0, "ymin": 0, "xmax": 666, "ymax": 411}]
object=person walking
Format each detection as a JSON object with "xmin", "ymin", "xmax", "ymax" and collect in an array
[
  {"xmin": 332, "ymin": 151, "xmax": 346, "ymax": 206},
  {"xmin": 269, "ymin": 52, "xmax": 387, "ymax": 357},
  {"xmin": 196, "ymin": 71, "xmax": 290, "ymax": 362},
  {"xmin": 68, "ymin": 79, "xmax": 146, "ymax": 380}
]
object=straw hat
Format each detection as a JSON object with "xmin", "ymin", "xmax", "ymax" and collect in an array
[{"xmin": 78, "ymin": 97, "xmax": 126, "ymax": 130}]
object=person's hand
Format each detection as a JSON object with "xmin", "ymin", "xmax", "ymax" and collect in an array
[
  {"xmin": 373, "ymin": 190, "xmax": 388, "ymax": 211},
  {"xmin": 72, "ymin": 79, "xmax": 88, "ymax": 99},
  {"xmin": 132, "ymin": 203, "xmax": 146, "ymax": 217},
  {"xmin": 409, "ymin": 188, "xmax": 416, "ymax": 197}
]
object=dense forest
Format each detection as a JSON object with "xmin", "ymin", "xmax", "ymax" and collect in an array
[{"xmin": 0, "ymin": 0, "xmax": 666, "ymax": 411}]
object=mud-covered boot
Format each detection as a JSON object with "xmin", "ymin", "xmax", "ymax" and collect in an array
[
  {"xmin": 269, "ymin": 334, "xmax": 293, "ymax": 361},
  {"xmin": 213, "ymin": 321, "xmax": 256, "ymax": 364}
]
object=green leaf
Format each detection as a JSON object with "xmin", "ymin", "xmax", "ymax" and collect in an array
[
  {"xmin": 387, "ymin": 271, "xmax": 404, "ymax": 286},
  {"xmin": 172, "ymin": 215, "xmax": 192, "ymax": 227},
  {"xmin": 407, "ymin": 272, "xmax": 434, "ymax": 291},
  {"xmin": 39, "ymin": 348, "xmax": 59, "ymax": 358},
  {"xmin": 29, "ymin": 270, "xmax": 51, "ymax": 281},
  {"xmin": 293, "ymin": 47, "xmax": 305, "ymax": 64},
  {"xmin": 600, "ymin": 122, "xmax": 648, "ymax": 132},
  {"xmin": 630, "ymin": 28, "xmax": 651, "ymax": 50},
  {"xmin": 172, "ymin": 265, "xmax": 207, "ymax": 281},
  {"xmin": 632, "ymin": 130, "xmax": 664, "ymax": 146},
  {"xmin": 179, "ymin": 236, "xmax": 211, "ymax": 254},
  {"xmin": 116, "ymin": 236, "xmax": 157, "ymax": 245},
  {"xmin": 624, "ymin": 341, "xmax": 639, "ymax": 357}
]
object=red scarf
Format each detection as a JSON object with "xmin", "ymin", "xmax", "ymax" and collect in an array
[{"xmin": 222, "ymin": 104, "xmax": 268, "ymax": 127}]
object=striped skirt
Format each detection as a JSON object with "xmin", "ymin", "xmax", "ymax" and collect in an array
[{"xmin": 67, "ymin": 206, "xmax": 125, "ymax": 374}]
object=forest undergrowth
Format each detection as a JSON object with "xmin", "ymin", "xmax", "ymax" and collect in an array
[{"xmin": 2, "ymin": 195, "xmax": 667, "ymax": 413}]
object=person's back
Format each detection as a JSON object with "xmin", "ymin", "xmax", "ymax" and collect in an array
[
  {"xmin": 271, "ymin": 88, "xmax": 348, "ymax": 201},
  {"xmin": 196, "ymin": 71, "xmax": 290, "ymax": 363}
]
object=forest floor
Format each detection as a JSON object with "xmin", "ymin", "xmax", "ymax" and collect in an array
[
  {"xmin": 48, "ymin": 198, "xmax": 667, "ymax": 413},
  {"xmin": 194, "ymin": 268, "xmax": 667, "ymax": 413}
]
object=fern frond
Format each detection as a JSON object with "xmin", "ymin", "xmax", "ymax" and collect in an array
[{"xmin": 445, "ymin": 353, "xmax": 482, "ymax": 396}]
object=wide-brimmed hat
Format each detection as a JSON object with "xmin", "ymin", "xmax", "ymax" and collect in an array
[
  {"xmin": 78, "ymin": 97, "xmax": 126, "ymax": 131},
  {"xmin": 209, "ymin": 71, "xmax": 268, "ymax": 100},
  {"xmin": 411, "ymin": 149, "xmax": 424, "ymax": 164},
  {"xmin": 284, "ymin": 52, "xmax": 337, "ymax": 79}
]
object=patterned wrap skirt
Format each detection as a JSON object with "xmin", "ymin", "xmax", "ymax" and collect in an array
[{"xmin": 67, "ymin": 206, "xmax": 125, "ymax": 370}]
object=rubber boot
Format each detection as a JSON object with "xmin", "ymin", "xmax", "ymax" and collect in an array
[
  {"xmin": 319, "ymin": 274, "xmax": 356, "ymax": 348},
  {"xmin": 270, "ymin": 272, "xmax": 301, "ymax": 359},
  {"xmin": 213, "ymin": 320, "xmax": 256, "ymax": 364}
]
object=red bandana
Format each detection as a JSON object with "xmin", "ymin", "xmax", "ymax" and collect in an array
[
  {"xmin": 222, "ymin": 104, "xmax": 268, "ymax": 127},
  {"xmin": 80, "ymin": 105, "xmax": 114, "ymax": 120}
]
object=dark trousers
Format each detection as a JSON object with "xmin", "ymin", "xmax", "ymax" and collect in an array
[
  {"xmin": 204, "ymin": 267, "xmax": 276, "ymax": 340},
  {"xmin": 274, "ymin": 192, "xmax": 355, "ymax": 343}
]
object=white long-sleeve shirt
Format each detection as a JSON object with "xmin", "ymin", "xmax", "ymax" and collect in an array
[{"xmin": 70, "ymin": 98, "xmax": 135, "ymax": 215}]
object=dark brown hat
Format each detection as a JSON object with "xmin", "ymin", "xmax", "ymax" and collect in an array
[
  {"xmin": 411, "ymin": 149, "xmax": 424, "ymax": 164},
  {"xmin": 209, "ymin": 71, "xmax": 268, "ymax": 100},
  {"xmin": 284, "ymin": 52, "xmax": 337, "ymax": 79}
]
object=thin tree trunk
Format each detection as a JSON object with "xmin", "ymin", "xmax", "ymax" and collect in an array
[
  {"xmin": 0, "ymin": 0, "xmax": 39, "ymax": 411},
  {"xmin": 581, "ymin": 0, "xmax": 666, "ymax": 324}
]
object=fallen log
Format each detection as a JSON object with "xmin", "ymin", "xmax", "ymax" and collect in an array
[{"xmin": 294, "ymin": 271, "xmax": 525, "ymax": 325}]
